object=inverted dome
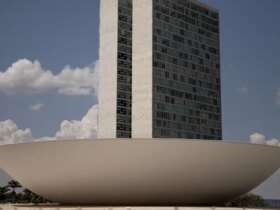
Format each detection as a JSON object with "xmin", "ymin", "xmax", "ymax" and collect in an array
[{"xmin": 0, "ymin": 139, "xmax": 279, "ymax": 205}]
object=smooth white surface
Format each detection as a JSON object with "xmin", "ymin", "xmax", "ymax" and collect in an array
[
  {"xmin": 0, "ymin": 139, "xmax": 279, "ymax": 205},
  {"xmin": 132, "ymin": 0, "xmax": 154, "ymax": 138},
  {"xmin": 98, "ymin": 0, "xmax": 118, "ymax": 138}
]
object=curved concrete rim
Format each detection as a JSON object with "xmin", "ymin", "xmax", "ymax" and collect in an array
[{"xmin": 0, "ymin": 138, "xmax": 279, "ymax": 149}]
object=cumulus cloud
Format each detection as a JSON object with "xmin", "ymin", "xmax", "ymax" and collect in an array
[
  {"xmin": 250, "ymin": 132, "xmax": 266, "ymax": 144},
  {"xmin": 0, "ymin": 59, "xmax": 99, "ymax": 96},
  {"xmin": 0, "ymin": 104, "xmax": 98, "ymax": 145},
  {"xmin": 30, "ymin": 103, "xmax": 44, "ymax": 112},
  {"xmin": 266, "ymin": 138, "xmax": 280, "ymax": 147},
  {"xmin": 250, "ymin": 132, "xmax": 280, "ymax": 147},
  {"xmin": 0, "ymin": 120, "xmax": 33, "ymax": 145},
  {"xmin": 55, "ymin": 104, "xmax": 98, "ymax": 140}
]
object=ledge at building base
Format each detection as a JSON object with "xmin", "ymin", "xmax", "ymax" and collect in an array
[{"xmin": 1, "ymin": 205, "xmax": 280, "ymax": 210}]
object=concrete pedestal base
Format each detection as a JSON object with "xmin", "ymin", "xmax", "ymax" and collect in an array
[{"xmin": 0, "ymin": 205, "xmax": 279, "ymax": 210}]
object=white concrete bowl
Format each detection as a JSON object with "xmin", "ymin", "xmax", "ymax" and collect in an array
[{"xmin": 0, "ymin": 139, "xmax": 279, "ymax": 205}]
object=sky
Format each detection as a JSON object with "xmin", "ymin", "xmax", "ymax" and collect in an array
[{"xmin": 0, "ymin": 0, "xmax": 279, "ymax": 199}]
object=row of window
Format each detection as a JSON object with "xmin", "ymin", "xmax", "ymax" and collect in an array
[
  {"xmin": 154, "ymin": 16, "xmax": 219, "ymax": 45},
  {"xmin": 156, "ymin": 111, "xmax": 220, "ymax": 123},
  {"xmin": 154, "ymin": 0, "xmax": 219, "ymax": 19},
  {"xmin": 154, "ymin": 63, "xmax": 220, "ymax": 86},
  {"xmin": 153, "ymin": 51, "xmax": 219, "ymax": 76},
  {"xmin": 154, "ymin": 32, "xmax": 219, "ymax": 57},
  {"xmin": 160, "ymin": 93, "xmax": 219, "ymax": 106},
  {"xmin": 157, "ymin": 102, "xmax": 220, "ymax": 117},
  {"xmin": 154, "ymin": 119, "xmax": 221, "ymax": 135},
  {"xmin": 155, "ymin": 97, "xmax": 221, "ymax": 114},
  {"xmin": 156, "ymin": 71, "xmax": 220, "ymax": 92},
  {"xmin": 153, "ymin": 128, "xmax": 221, "ymax": 140},
  {"xmin": 155, "ymin": 11, "xmax": 218, "ymax": 37},
  {"xmin": 154, "ymin": 34, "xmax": 219, "ymax": 63},
  {"xmin": 155, "ymin": 132, "xmax": 220, "ymax": 139}
]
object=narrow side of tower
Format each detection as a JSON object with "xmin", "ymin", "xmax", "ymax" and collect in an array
[
  {"xmin": 98, "ymin": 0, "xmax": 119, "ymax": 138},
  {"xmin": 132, "ymin": 0, "xmax": 154, "ymax": 138}
]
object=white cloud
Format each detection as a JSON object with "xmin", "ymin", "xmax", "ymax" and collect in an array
[
  {"xmin": 30, "ymin": 103, "xmax": 44, "ymax": 112},
  {"xmin": 55, "ymin": 104, "xmax": 98, "ymax": 140},
  {"xmin": 0, "ymin": 104, "xmax": 98, "ymax": 145},
  {"xmin": 250, "ymin": 132, "xmax": 280, "ymax": 147},
  {"xmin": 249, "ymin": 132, "xmax": 266, "ymax": 144},
  {"xmin": 0, "ymin": 59, "xmax": 99, "ymax": 96},
  {"xmin": 0, "ymin": 120, "xmax": 33, "ymax": 145},
  {"xmin": 266, "ymin": 138, "xmax": 280, "ymax": 147}
]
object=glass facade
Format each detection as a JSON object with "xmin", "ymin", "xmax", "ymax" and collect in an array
[
  {"xmin": 152, "ymin": 0, "xmax": 222, "ymax": 139},
  {"xmin": 116, "ymin": 0, "xmax": 133, "ymax": 138}
]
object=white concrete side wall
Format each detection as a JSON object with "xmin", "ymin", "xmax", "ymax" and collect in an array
[
  {"xmin": 132, "ymin": 0, "xmax": 154, "ymax": 138},
  {"xmin": 98, "ymin": 0, "xmax": 119, "ymax": 138}
]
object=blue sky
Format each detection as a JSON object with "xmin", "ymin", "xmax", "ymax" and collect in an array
[
  {"xmin": 0, "ymin": 0, "xmax": 99, "ymax": 138},
  {"xmin": 0, "ymin": 0, "xmax": 279, "ymax": 199}
]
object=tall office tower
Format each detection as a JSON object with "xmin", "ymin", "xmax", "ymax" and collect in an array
[
  {"xmin": 99, "ymin": 0, "xmax": 133, "ymax": 138},
  {"xmin": 133, "ymin": 0, "xmax": 222, "ymax": 140},
  {"xmin": 98, "ymin": 0, "xmax": 222, "ymax": 140}
]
